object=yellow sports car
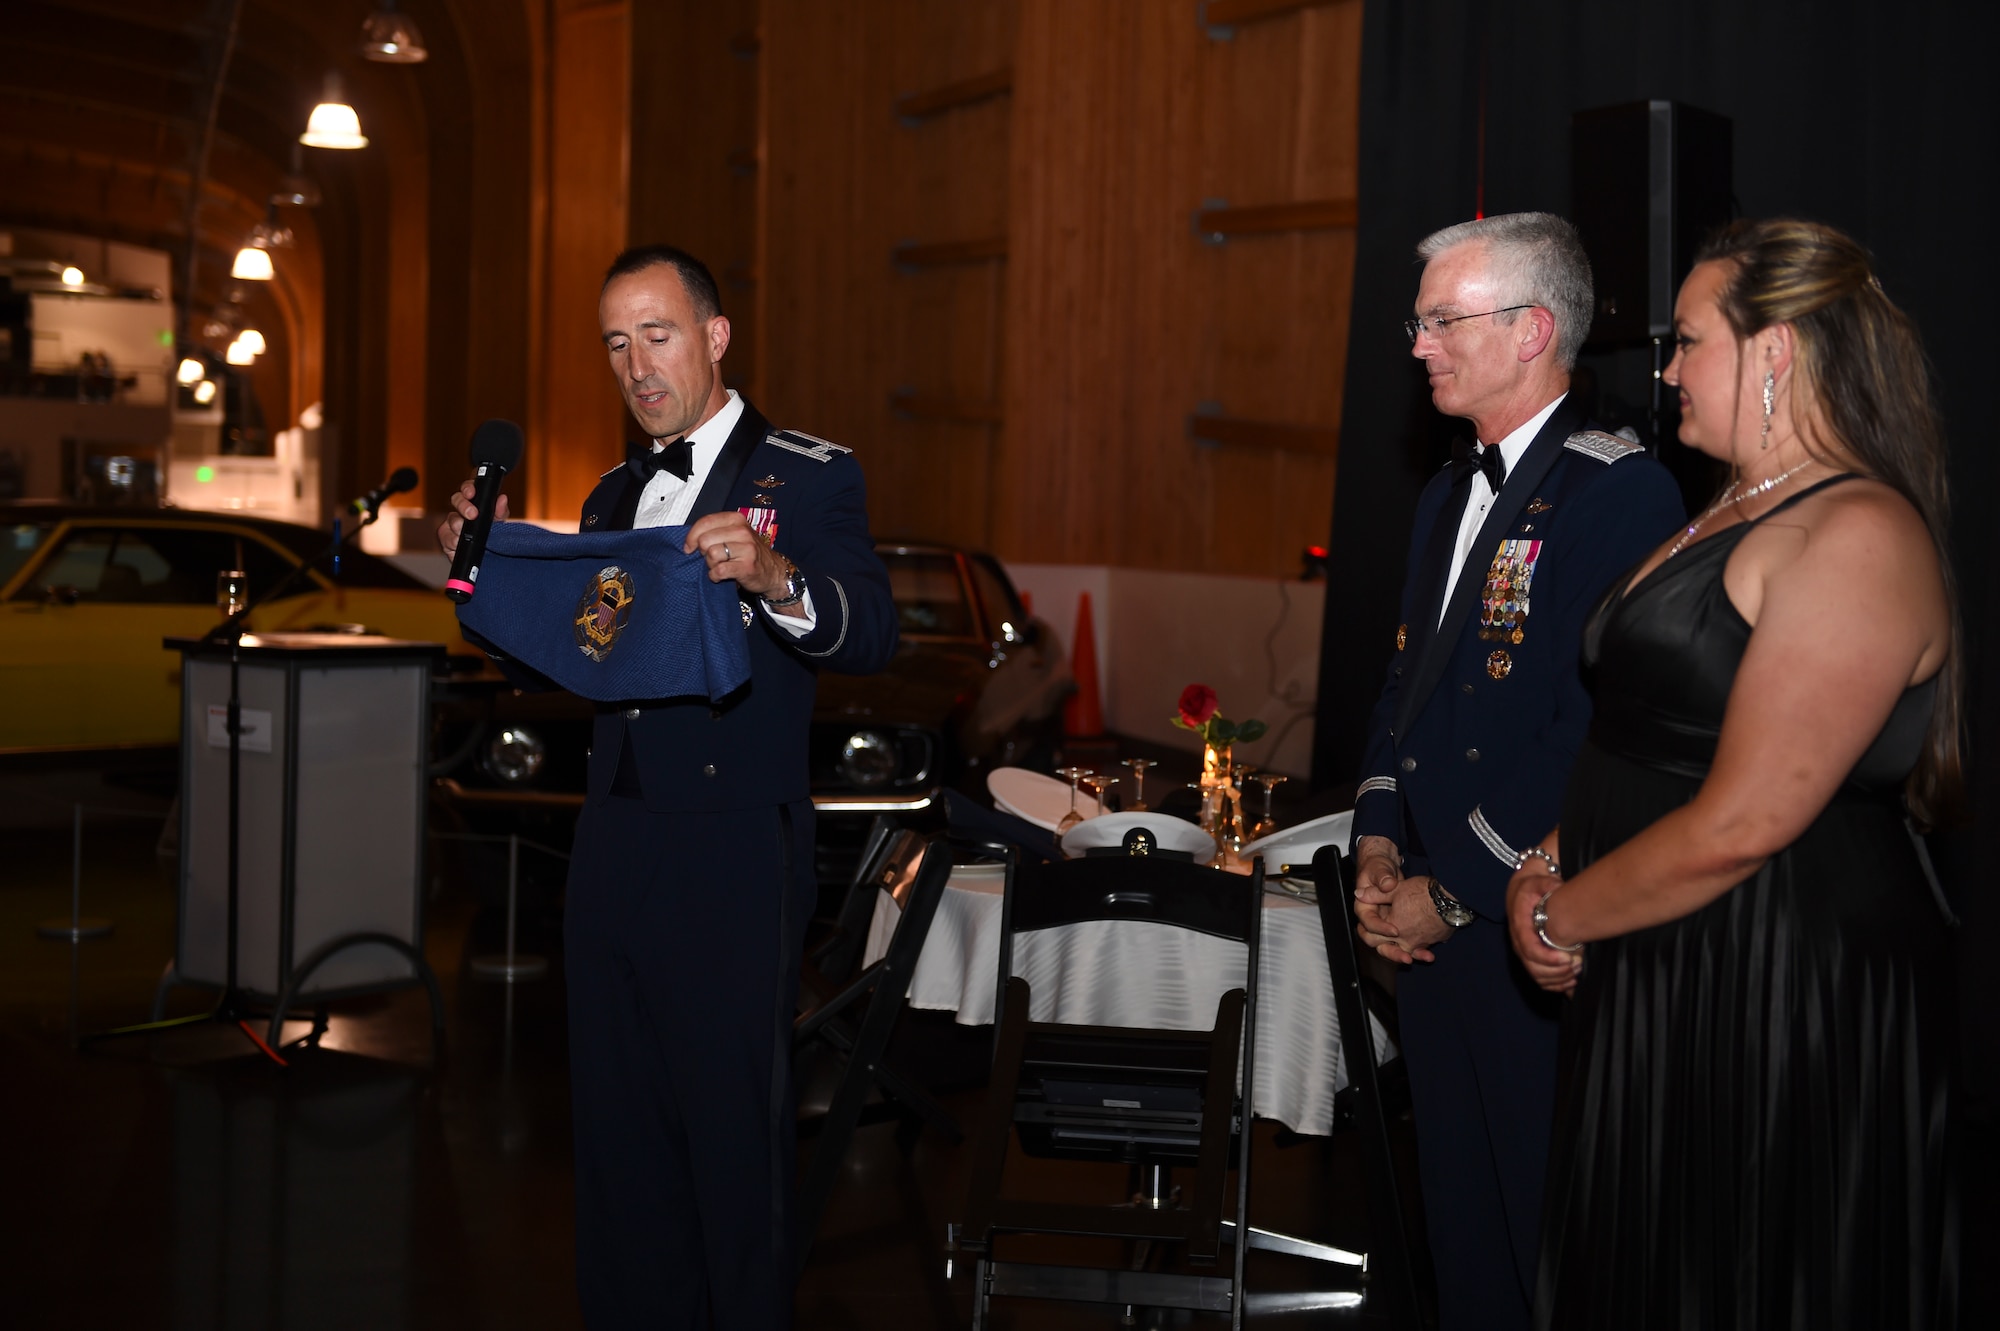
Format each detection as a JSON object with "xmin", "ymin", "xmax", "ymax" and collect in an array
[{"xmin": 0, "ymin": 504, "xmax": 481, "ymax": 755}]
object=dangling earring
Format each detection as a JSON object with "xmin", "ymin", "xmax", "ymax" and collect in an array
[{"xmin": 1760, "ymin": 370, "xmax": 1776, "ymax": 449}]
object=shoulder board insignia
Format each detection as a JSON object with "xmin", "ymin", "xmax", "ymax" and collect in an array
[
  {"xmin": 1563, "ymin": 430, "xmax": 1644, "ymax": 464},
  {"xmin": 767, "ymin": 429, "xmax": 853, "ymax": 462}
]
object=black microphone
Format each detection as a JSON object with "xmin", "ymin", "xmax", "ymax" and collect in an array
[
  {"xmin": 350, "ymin": 466, "xmax": 419, "ymax": 518},
  {"xmin": 444, "ymin": 419, "xmax": 525, "ymax": 604}
]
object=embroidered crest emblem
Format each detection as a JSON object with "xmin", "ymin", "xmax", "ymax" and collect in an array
[
  {"xmin": 1480, "ymin": 539, "xmax": 1542, "ymax": 643},
  {"xmin": 1487, "ymin": 650, "xmax": 1513, "ymax": 680},
  {"xmin": 1396, "ymin": 623, "xmax": 1408, "ymax": 651},
  {"xmin": 573, "ymin": 565, "xmax": 636, "ymax": 661}
]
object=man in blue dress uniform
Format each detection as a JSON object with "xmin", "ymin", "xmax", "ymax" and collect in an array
[
  {"xmin": 1348, "ymin": 214, "xmax": 1682, "ymax": 1330},
  {"xmin": 441, "ymin": 245, "xmax": 897, "ymax": 1328}
]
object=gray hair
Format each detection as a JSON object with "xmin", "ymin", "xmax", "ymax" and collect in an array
[{"xmin": 1415, "ymin": 213, "xmax": 1594, "ymax": 369}]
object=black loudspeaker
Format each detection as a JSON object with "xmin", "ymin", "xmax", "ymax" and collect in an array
[{"xmin": 1571, "ymin": 101, "xmax": 1733, "ymax": 345}]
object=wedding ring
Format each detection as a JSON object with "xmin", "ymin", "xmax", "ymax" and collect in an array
[{"xmin": 722, "ymin": 543, "xmax": 732, "ymax": 563}]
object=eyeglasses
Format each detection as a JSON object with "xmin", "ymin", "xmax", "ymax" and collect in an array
[{"xmin": 1404, "ymin": 305, "xmax": 1536, "ymax": 343}]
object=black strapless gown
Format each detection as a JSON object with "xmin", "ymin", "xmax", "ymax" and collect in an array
[{"xmin": 1537, "ymin": 478, "xmax": 1957, "ymax": 1330}]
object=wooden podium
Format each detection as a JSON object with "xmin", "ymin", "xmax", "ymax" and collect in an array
[{"xmin": 166, "ymin": 632, "xmax": 445, "ymax": 1046}]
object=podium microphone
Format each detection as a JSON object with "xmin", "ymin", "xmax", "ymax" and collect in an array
[
  {"xmin": 444, "ymin": 419, "xmax": 525, "ymax": 604},
  {"xmin": 351, "ymin": 466, "xmax": 419, "ymax": 518}
]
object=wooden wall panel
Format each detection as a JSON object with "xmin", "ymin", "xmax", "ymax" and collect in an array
[
  {"xmin": 528, "ymin": 0, "xmax": 632, "ymax": 523},
  {"xmin": 759, "ymin": 0, "xmax": 1015, "ymax": 548},
  {"xmin": 628, "ymin": 0, "xmax": 761, "ymax": 398},
  {"xmin": 995, "ymin": 0, "xmax": 1361, "ymax": 577}
]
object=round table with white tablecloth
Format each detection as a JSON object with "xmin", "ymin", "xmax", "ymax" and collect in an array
[{"xmin": 862, "ymin": 862, "xmax": 1395, "ymax": 1137}]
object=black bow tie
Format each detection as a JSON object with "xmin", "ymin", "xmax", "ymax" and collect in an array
[
  {"xmin": 1454, "ymin": 443, "xmax": 1507, "ymax": 492},
  {"xmin": 627, "ymin": 436, "xmax": 693, "ymax": 484}
]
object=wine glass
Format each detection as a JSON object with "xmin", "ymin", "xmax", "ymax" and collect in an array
[
  {"xmin": 1055, "ymin": 766, "xmax": 1094, "ymax": 833},
  {"xmin": 1090, "ymin": 775, "xmax": 1118, "ymax": 816},
  {"xmin": 1249, "ymin": 772, "xmax": 1288, "ymax": 842},
  {"xmin": 1120, "ymin": 757, "xmax": 1156, "ymax": 811}
]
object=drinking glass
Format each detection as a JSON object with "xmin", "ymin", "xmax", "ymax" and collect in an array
[
  {"xmin": 1055, "ymin": 766, "xmax": 1094, "ymax": 833},
  {"xmin": 1250, "ymin": 772, "xmax": 1289, "ymax": 842},
  {"xmin": 1120, "ymin": 758, "xmax": 1156, "ymax": 811},
  {"xmin": 1090, "ymin": 775, "xmax": 1118, "ymax": 816}
]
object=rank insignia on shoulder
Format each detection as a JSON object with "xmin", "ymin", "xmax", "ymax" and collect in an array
[
  {"xmin": 767, "ymin": 429, "xmax": 852, "ymax": 462},
  {"xmin": 1527, "ymin": 497, "xmax": 1552, "ymax": 514},
  {"xmin": 573, "ymin": 565, "xmax": 635, "ymax": 662},
  {"xmin": 1396, "ymin": 623, "xmax": 1408, "ymax": 651},
  {"xmin": 1487, "ymin": 649, "xmax": 1513, "ymax": 680},
  {"xmin": 1563, "ymin": 430, "xmax": 1644, "ymax": 464}
]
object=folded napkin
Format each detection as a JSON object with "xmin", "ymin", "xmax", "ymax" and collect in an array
[{"xmin": 454, "ymin": 522, "xmax": 750, "ymax": 703}]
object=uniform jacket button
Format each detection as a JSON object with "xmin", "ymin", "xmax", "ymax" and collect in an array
[
  {"xmin": 623, "ymin": 707, "xmax": 640, "ymax": 720},
  {"xmin": 703, "ymin": 763, "xmax": 717, "ymax": 778},
  {"xmin": 1400, "ymin": 756, "xmax": 1417, "ymax": 773},
  {"xmin": 1465, "ymin": 748, "xmax": 1480, "ymax": 761}
]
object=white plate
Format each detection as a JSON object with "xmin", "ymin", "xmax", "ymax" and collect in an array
[
  {"xmin": 985, "ymin": 767, "xmax": 1077, "ymax": 833},
  {"xmin": 1059, "ymin": 811, "xmax": 1215, "ymax": 860},
  {"xmin": 1239, "ymin": 809, "xmax": 1355, "ymax": 871}
]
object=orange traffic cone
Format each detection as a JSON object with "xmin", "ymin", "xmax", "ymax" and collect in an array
[{"xmin": 1063, "ymin": 591, "xmax": 1105, "ymax": 738}]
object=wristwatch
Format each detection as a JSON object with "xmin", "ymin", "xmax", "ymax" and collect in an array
[
  {"xmin": 761, "ymin": 557, "xmax": 806, "ymax": 610},
  {"xmin": 1428, "ymin": 879, "xmax": 1475, "ymax": 929}
]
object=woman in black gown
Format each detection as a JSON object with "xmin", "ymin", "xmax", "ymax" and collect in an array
[{"xmin": 1504, "ymin": 218, "xmax": 1961, "ymax": 1329}]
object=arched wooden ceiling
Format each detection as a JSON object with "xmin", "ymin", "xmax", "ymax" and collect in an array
[{"xmin": 0, "ymin": 0, "xmax": 542, "ymax": 515}]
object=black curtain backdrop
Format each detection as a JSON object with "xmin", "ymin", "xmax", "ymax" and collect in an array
[{"xmin": 1311, "ymin": 0, "xmax": 1999, "ymax": 1106}]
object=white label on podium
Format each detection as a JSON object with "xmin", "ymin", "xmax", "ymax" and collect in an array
[{"xmin": 205, "ymin": 704, "xmax": 273, "ymax": 753}]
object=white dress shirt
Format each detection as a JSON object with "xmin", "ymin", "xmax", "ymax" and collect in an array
[
  {"xmin": 1438, "ymin": 393, "xmax": 1566, "ymax": 627},
  {"xmin": 632, "ymin": 389, "xmax": 816, "ymax": 635}
]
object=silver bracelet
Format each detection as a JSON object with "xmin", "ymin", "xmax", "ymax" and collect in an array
[
  {"xmin": 1517, "ymin": 846, "xmax": 1561, "ymax": 876},
  {"xmin": 1531, "ymin": 887, "xmax": 1585, "ymax": 955}
]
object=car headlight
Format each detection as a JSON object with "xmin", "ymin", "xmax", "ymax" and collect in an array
[
  {"xmin": 482, "ymin": 726, "xmax": 547, "ymax": 784},
  {"xmin": 839, "ymin": 729, "xmax": 899, "ymax": 788}
]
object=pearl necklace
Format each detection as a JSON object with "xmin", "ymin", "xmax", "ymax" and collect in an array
[{"xmin": 1665, "ymin": 459, "xmax": 1817, "ymax": 558}]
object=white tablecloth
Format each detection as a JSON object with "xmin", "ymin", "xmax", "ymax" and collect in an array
[{"xmin": 863, "ymin": 867, "xmax": 1395, "ymax": 1137}]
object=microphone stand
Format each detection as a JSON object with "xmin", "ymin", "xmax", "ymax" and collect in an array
[{"xmin": 85, "ymin": 505, "xmax": 388, "ymax": 1063}]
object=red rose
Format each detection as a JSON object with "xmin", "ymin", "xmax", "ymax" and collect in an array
[{"xmin": 1178, "ymin": 683, "xmax": 1219, "ymax": 728}]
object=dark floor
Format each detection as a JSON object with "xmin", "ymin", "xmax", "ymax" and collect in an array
[
  {"xmin": 4, "ymin": 764, "xmax": 1992, "ymax": 1329},
  {"xmin": 1, "ymin": 761, "xmax": 1421, "ymax": 1330}
]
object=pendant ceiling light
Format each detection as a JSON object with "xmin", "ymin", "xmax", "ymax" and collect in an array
[
  {"xmin": 359, "ymin": 1, "xmax": 428, "ymax": 63},
  {"xmin": 231, "ymin": 244, "xmax": 274, "ymax": 281},
  {"xmin": 176, "ymin": 357, "xmax": 206, "ymax": 385},
  {"xmin": 301, "ymin": 73, "xmax": 369, "ymax": 149},
  {"xmin": 235, "ymin": 329, "xmax": 266, "ymax": 356},
  {"xmin": 226, "ymin": 336, "xmax": 257, "ymax": 366}
]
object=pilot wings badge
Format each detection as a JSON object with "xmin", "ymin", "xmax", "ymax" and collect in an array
[{"xmin": 574, "ymin": 565, "xmax": 636, "ymax": 661}]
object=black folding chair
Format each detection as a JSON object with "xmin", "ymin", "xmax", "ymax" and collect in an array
[
  {"xmin": 953, "ymin": 849, "xmax": 1270, "ymax": 1328},
  {"xmin": 1311, "ymin": 845, "xmax": 1424, "ymax": 1331},
  {"xmin": 793, "ymin": 833, "xmax": 1012, "ymax": 1273},
  {"xmin": 803, "ymin": 814, "xmax": 921, "ymax": 996}
]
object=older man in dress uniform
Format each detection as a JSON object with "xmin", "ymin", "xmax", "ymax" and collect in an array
[
  {"xmin": 440, "ymin": 244, "xmax": 897, "ymax": 1328},
  {"xmin": 1348, "ymin": 213, "xmax": 1682, "ymax": 1331}
]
